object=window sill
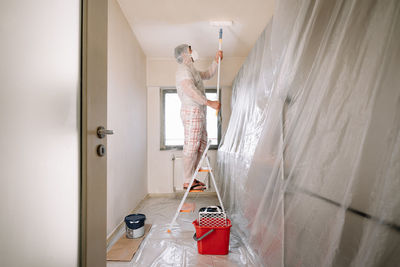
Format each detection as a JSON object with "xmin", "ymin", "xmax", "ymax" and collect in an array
[{"xmin": 160, "ymin": 145, "xmax": 219, "ymax": 151}]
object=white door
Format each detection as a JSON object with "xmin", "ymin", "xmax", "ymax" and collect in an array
[
  {"xmin": 0, "ymin": 1, "xmax": 109, "ymax": 266},
  {"xmin": 0, "ymin": 0, "xmax": 81, "ymax": 266},
  {"xmin": 81, "ymin": 0, "xmax": 108, "ymax": 266}
]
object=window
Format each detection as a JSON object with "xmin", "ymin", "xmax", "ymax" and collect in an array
[{"xmin": 160, "ymin": 88, "xmax": 221, "ymax": 150}]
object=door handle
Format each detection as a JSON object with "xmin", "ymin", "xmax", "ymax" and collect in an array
[{"xmin": 97, "ymin": 126, "xmax": 114, "ymax": 139}]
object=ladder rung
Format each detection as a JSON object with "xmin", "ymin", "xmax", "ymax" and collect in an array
[
  {"xmin": 189, "ymin": 189, "xmax": 205, "ymax": 192},
  {"xmin": 180, "ymin": 203, "xmax": 195, "ymax": 212},
  {"xmin": 199, "ymin": 168, "xmax": 211, "ymax": 172}
]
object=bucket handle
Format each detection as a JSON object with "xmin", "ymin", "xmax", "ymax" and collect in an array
[
  {"xmin": 193, "ymin": 229, "xmax": 214, "ymax": 242},
  {"xmin": 205, "ymin": 206, "xmax": 222, "ymax": 212}
]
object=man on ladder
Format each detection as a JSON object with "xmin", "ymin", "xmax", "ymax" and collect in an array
[{"xmin": 174, "ymin": 44, "xmax": 223, "ymax": 191}]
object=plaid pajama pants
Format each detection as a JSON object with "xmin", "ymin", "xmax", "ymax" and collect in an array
[{"xmin": 181, "ymin": 106, "xmax": 207, "ymax": 183}]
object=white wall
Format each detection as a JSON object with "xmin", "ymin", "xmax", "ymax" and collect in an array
[
  {"xmin": 147, "ymin": 57, "xmax": 245, "ymax": 193},
  {"xmin": 107, "ymin": 0, "xmax": 147, "ymax": 236},
  {"xmin": 0, "ymin": 1, "xmax": 80, "ymax": 266}
]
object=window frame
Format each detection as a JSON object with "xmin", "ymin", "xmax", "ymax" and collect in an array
[{"xmin": 160, "ymin": 87, "xmax": 221, "ymax": 150}]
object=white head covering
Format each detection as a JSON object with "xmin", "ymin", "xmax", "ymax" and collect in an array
[{"xmin": 174, "ymin": 44, "xmax": 193, "ymax": 65}]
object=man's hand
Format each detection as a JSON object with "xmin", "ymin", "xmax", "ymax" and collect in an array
[
  {"xmin": 215, "ymin": 50, "xmax": 223, "ymax": 63},
  {"xmin": 207, "ymin": 100, "xmax": 221, "ymax": 110}
]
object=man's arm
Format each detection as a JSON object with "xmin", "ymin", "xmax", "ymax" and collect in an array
[
  {"xmin": 199, "ymin": 51, "xmax": 223, "ymax": 80},
  {"xmin": 180, "ymin": 79, "xmax": 207, "ymax": 105},
  {"xmin": 206, "ymin": 100, "xmax": 220, "ymax": 110},
  {"xmin": 180, "ymin": 79, "xmax": 220, "ymax": 110}
]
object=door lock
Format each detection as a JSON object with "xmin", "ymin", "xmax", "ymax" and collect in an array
[
  {"xmin": 97, "ymin": 126, "xmax": 114, "ymax": 139},
  {"xmin": 97, "ymin": 144, "xmax": 106, "ymax": 157}
]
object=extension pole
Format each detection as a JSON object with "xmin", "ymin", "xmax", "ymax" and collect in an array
[{"xmin": 216, "ymin": 28, "xmax": 222, "ymax": 115}]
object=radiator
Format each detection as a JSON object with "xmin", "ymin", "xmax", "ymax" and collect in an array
[{"xmin": 172, "ymin": 155, "xmax": 209, "ymax": 191}]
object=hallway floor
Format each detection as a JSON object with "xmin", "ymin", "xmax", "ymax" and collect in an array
[{"xmin": 107, "ymin": 194, "xmax": 256, "ymax": 266}]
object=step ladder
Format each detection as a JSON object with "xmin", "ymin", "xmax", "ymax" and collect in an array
[{"xmin": 167, "ymin": 140, "xmax": 225, "ymax": 233}]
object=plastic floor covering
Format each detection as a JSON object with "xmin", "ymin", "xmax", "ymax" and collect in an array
[{"xmin": 107, "ymin": 195, "xmax": 258, "ymax": 267}]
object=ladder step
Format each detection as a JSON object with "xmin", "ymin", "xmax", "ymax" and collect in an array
[
  {"xmin": 180, "ymin": 203, "xmax": 195, "ymax": 212},
  {"xmin": 189, "ymin": 189, "xmax": 205, "ymax": 192},
  {"xmin": 199, "ymin": 168, "xmax": 211, "ymax": 172}
]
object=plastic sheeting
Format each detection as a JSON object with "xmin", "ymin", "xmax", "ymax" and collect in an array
[
  {"xmin": 107, "ymin": 196, "xmax": 258, "ymax": 266},
  {"xmin": 217, "ymin": 0, "xmax": 400, "ymax": 266}
]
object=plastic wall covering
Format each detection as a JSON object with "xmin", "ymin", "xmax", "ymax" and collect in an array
[{"xmin": 217, "ymin": 0, "xmax": 400, "ymax": 266}]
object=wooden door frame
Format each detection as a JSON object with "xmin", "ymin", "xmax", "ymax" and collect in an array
[{"xmin": 81, "ymin": 0, "xmax": 108, "ymax": 266}]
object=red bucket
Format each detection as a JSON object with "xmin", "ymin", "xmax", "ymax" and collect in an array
[{"xmin": 192, "ymin": 219, "xmax": 232, "ymax": 255}]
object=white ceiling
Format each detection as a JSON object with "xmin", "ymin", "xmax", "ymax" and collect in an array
[{"xmin": 117, "ymin": 0, "xmax": 274, "ymax": 59}]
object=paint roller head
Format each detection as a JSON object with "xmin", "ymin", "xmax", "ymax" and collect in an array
[
  {"xmin": 209, "ymin": 20, "xmax": 233, "ymax": 27},
  {"xmin": 210, "ymin": 21, "xmax": 232, "ymax": 40}
]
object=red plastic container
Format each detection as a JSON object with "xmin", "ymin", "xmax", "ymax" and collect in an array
[{"xmin": 192, "ymin": 219, "xmax": 232, "ymax": 255}]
